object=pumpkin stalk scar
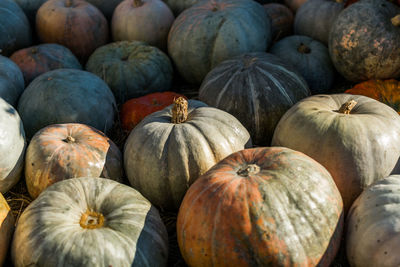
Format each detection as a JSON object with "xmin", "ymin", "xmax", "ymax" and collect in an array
[
  {"xmin": 392, "ymin": 14, "xmax": 400, "ymax": 27},
  {"xmin": 171, "ymin": 97, "xmax": 188, "ymax": 124},
  {"xmin": 65, "ymin": 0, "xmax": 73, "ymax": 7},
  {"xmin": 297, "ymin": 43, "xmax": 311, "ymax": 54},
  {"xmin": 64, "ymin": 135, "xmax": 76, "ymax": 143},
  {"xmin": 133, "ymin": 0, "xmax": 144, "ymax": 8},
  {"xmin": 337, "ymin": 100, "xmax": 357, "ymax": 114},
  {"xmin": 237, "ymin": 164, "xmax": 260, "ymax": 177},
  {"xmin": 80, "ymin": 209, "xmax": 105, "ymax": 229}
]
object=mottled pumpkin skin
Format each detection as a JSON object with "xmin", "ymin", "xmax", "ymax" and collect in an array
[
  {"xmin": 270, "ymin": 35, "xmax": 335, "ymax": 94},
  {"xmin": 345, "ymin": 79, "xmax": 400, "ymax": 114},
  {"xmin": 86, "ymin": 0, "xmax": 124, "ymax": 18},
  {"xmin": 0, "ymin": 193, "xmax": 14, "ymax": 266},
  {"xmin": 25, "ymin": 123, "xmax": 124, "ymax": 199},
  {"xmin": 12, "ymin": 177, "xmax": 168, "ymax": 267},
  {"xmin": 294, "ymin": 0, "xmax": 344, "ymax": 45},
  {"xmin": 272, "ymin": 94, "xmax": 400, "ymax": 211},
  {"xmin": 329, "ymin": 0, "xmax": 400, "ymax": 82},
  {"xmin": 124, "ymin": 100, "xmax": 252, "ymax": 210},
  {"xmin": 199, "ymin": 52, "xmax": 310, "ymax": 146},
  {"xmin": 120, "ymin": 92, "xmax": 185, "ymax": 131},
  {"xmin": 86, "ymin": 41, "xmax": 173, "ymax": 104},
  {"xmin": 177, "ymin": 147, "xmax": 343, "ymax": 267},
  {"xmin": 0, "ymin": 0, "xmax": 32, "ymax": 56},
  {"xmin": 36, "ymin": 0, "xmax": 109, "ymax": 63},
  {"xmin": 346, "ymin": 175, "xmax": 400, "ymax": 267},
  {"xmin": 168, "ymin": 0, "xmax": 271, "ymax": 84},
  {"xmin": 264, "ymin": 3, "xmax": 294, "ymax": 42},
  {"xmin": 0, "ymin": 55, "xmax": 25, "ymax": 107},
  {"xmin": 17, "ymin": 69, "xmax": 116, "ymax": 139},
  {"xmin": 10, "ymin": 43, "xmax": 82, "ymax": 85}
]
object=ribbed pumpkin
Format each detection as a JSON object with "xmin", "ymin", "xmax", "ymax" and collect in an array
[
  {"xmin": 345, "ymin": 79, "xmax": 400, "ymax": 114},
  {"xmin": 199, "ymin": 52, "xmax": 310, "ymax": 146},
  {"xmin": 124, "ymin": 97, "xmax": 252, "ymax": 210},
  {"xmin": 0, "ymin": 0, "xmax": 32, "ymax": 56},
  {"xmin": 36, "ymin": 0, "xmax": 109, "ymax": 63},
  {"xmin": 168, "ymin": 0, "xmax": 271, "ymax": 84},
  {"xmin": 177, "ymin": 147, "xmax": 343, "ymax": 267},
  {"xmin": 85, "ymin": 0, "xmax": 124, "ymax": 18},
  {"xmin": 112, "ymin": 0, "xmax": 175, "ymax": 51},
  {"xmin": 264, "ymin": 3, "xmax": 294, "ymax": 42},
  {"xmin": 294, "ymin": 0, "xmax": 344, "ymax": 45},
  {"xmin": 10, "ymin": 44, "xmax": 82, "ymax": 85},
  {"xmin": 25, "ymin": 123, "xmax": 124, "ymax": 199},
  {"xmin": 270, "ymin": 35, "xmax": 335, "ymax": 94},
  {"xmin": 17, "ymin": 69, "xmax": 116, "ymax": 139},
  {"xmin": 0, "ymin": 193, "xmax": 14, "ymax": 266},
  {"xmin": 272, "ymin": 94, "xmax": 400, "ymax": 211},
  {"xmin": 86, "ymin": 41, "xmax": 173, "ymax": 104},
  {"xmin": 162, "ymin": 0, "xmax": 198, "ymax": 15},
  {"xmin": 329, "ymin": 0, "xmax": 400, "ymax": 82},
  {"xmin": 0, "ymin": 98, "xmax": 26, "ymax": 194},
  {"xmin": 120, "ymin": 91, "xmax": 185, "ymax": 131},
  {"xmin": 11, "ymin": 177, "xmax": 168, "ymax": 267},
  {"xmin": 0, "ymin": 55, "xmax": 25, "ymax": 107}
]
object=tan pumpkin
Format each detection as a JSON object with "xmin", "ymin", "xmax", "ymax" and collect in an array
[
  {"xmin": 0, "ymin": 193, "xmax": 14, "ymax": 266},
  {"xmin": 25, "ymin": 123, "xmax": 124, "ymax": 199}
]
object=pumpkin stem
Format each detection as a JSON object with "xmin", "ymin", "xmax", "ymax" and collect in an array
[
  {"xmin": 335, "ymin": 0, "xmax": 344, "ymax": 3},
  {"xmin": 298, "ymin": 43, "xmax": 311, "ymax": 54},
  {"xmin": 64, "ymin": 135, "xmax": 76, "ymax": 143},
  {"xmin": 338, "ymin": 100, "xmax": 357, "ymax": 114},
  {"xmin": 80, "ymin": 210, "xmax": 104, "ymax": 229},
  {"xmin": 237, "ymin": 164, "xmax": 260, "ymax": 177},
  {"xmin": 31, "ymin": 47, "xmax": 38, "ymax": 54},
  {"xmin": 133, "ymin": 0, "xmax": 144, "ymax": 7},
  {"xmin": 172, "ymin": 97, "xmax": 188, "ymax": 124},
  {"xmin": 65, "ymin": 0, "xmax": 73, "ymax": 7},
  {"xmin": 392, "ymin": 14, "xmax": 400, "ymax": 27}
]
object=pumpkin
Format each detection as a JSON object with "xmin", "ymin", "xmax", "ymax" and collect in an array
[
  {"xmin": 264, "ymin": 3, "xmax": 294, "ymax": 42},
  {"xmin": 294, "ymin": 0, "xmax": 344, "ymax": 45},
  {"xmin": 11, "ymin": 177, "xmax": 169, "ymax": 267},
  {"xmin": 270, "ymin": 35, "xmax": 335, "ymax": 94},
  {"xmin": 272, "ymin": 94, "xmax": 400, "ymax": 211},
  {"xmin": 329, "ymin": 0, "xmax": 400, "ymax": 82},
  {"xmin": 124, "ymin": 97, "xmax": 252, "ymax": 210},
  {"xmin": 112, "ymin": 0, "xmax": 175, "ymax": 51},
  {"xmin": 0, "ymin": 0, "xmax": 32, "ymax": 56},
  {"xmin": 284, "ymin": 0, "xmax": 308, "ymax": 11},
  {"xmin": 86, "ymin": 41, "xmax": 173, "ymax": 104},
  {"xmin": 199, "ymin": 52, "xmax": 310, "ymax": 146},
  {"xmin": 162, "ymin": 0, "xmax": 198, "ymax": 15},
  {"xmin": 36, "ymin": 0, "xmax": 109, "ymax": 63},
  {"xmin": 0, "ymin": 98, "xmax": 26, "ymax": 194},
  {"xmin": 17, "ymin": 69, "xmax": 116, "ymax": 139},
  {"xmin": 0, "ymin": 55, "xmax": 25, "ymax": 107},
  {"xmin": 120, "ymin": 91, "xmax": 185, "ymax": 131},
  {"xmin": 85, "ymin": 0, "xmax": 124, "ymax": 18},
  {"xmin": 168, "ymin": 0, "xmax": 271, "ymax": 84},
  {"xmin": 345, "ymin": 0, "xmax": 400, "ymax": 7},
  {"xmin": 177, "ymin": 147, "xmax": 343, "ymax": 266},
  {"xmin": 25, "ymin": 123, "xmax": 124, "ymax": 199},
  {"xmin": 0, "ymin": 193, "xmax": 14, "ymax": 266},
  {"xmin": 13, "ymin": 0, "xmax": 48, "ymax": 23},
  {"xmin": 10, "ymin": 43, "xmax": 82, "ymax": 86},
  {"xmin": 345, "ymin": 79, "xmax": 400, "ymax": 114}
]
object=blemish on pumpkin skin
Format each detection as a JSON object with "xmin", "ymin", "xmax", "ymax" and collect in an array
[{"xmin": 340, "ymin": 29, "xmax": 358, "ymax": 50}]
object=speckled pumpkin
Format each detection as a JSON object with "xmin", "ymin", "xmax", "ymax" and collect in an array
[
  {"xmin": 124, "ymin": 98, "xmax": 252, "ymax": 210},
  {"xmin": 86, "ymin": 41, "xmax": 173, "ymax": 104},
  {"xmin": 10, "ymin": 43, "xmax": 82, "ymax": 85},
  {"xmin": 0, "ymin": 193, "xmax": 14, "ymax": 266},
  {"xmin": 25, "ymin": 123, "xmax": 124, "ymax": 199},
  {"xmin": 11, "ymin": 177, "xmax": 168, "ymax": 267},
  {"xmin": 329, "ymin": 0, "xmax": 400, "ymax": 82},
  {"xmin": 0, "ymin": 55, "xmax": 25, "ymax": 107},
  {"xmin": 177, "ymin": 147, "xmax": 343, "ymax": 267},
  {"xmin": 168, "ymin": 0, "xmax": 271, "ymax": 84}
]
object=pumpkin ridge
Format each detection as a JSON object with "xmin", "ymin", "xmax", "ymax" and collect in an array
[
  {"xmin": 209, "ymin": 17, "xmax": 227, "ymax": 70},
  {"xmin": 214, "ymin": 69, "xmax": 242, "ymax": 107}
]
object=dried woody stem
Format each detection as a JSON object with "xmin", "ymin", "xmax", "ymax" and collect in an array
[
  {"xmin": 171, "ymin": 97, "xmax": 188, "ymax": 124},
  {"xmin": 338, "ymin": 100, "xmax": 357, "ymax": 114}
]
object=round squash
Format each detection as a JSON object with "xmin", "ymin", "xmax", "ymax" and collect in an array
[
  {"xmin": 346, "ymin": 174, "xmax": 400, "ymax": 267},
  {"xmin": 0, "ymin": 193, "xmax": 14, "ymax": 266},
  {"xmin": 13, "ymin": 0, "xmax": 48, "ymax": 23},
  {"xmin": 177, "ymin": 146, "xmax": 343, "ymax": 267},
  {"xmin": 270, "ymin": 35, "xmax": 335, "ymax": 94},
  {"xmin": 0, "ymin": 55, "xmax": 25, "ymax": 107},
  {"xmin": 162, "ymin": 0, "xmax": 198, "ymax": 15},
  {"xmin": 0, "ymin": 0, "xmax": 32, "ymax": 56},
  {"xmin": 199, "ymin": 52, "xmax": 310, "ymax": 146},
  {"xmin": 264, "ymin": 3, "xmax": 294, "ymax": 42},
  {"xmin": 85, "ymin": 0, "xmax": 124, "ymax": 18},
  {"xmin": 112, "ymin": 0, "xmax": 175, "ymax": 51},
  {"xmin": 17, "ymin": 69, "xmax": 116, "ymax": 139},
  {"xmin": 10, "ymin": 43, "xmax": 82, "ymax": 86},
  {"xmin": 25, "ymin": 123, "xmax": 124, "ymax": 199},
  {"xmin": 36, "ymin": 0, "xmax": 109, "ymax": 63},
  {"xmin": 0, "ymin": 98, "xmax": 26, "ymax": 194},
  {"xmin": 294, "ymin": 0, "xmax": 344, "ymax": 45},
  {"xmin": 284, "ymin": 0, "xmax": 308, "ymax": 11},
  {"xmin": 124, "ymin": 97, "xmax": 252, "ymax": 210},
  {"xmin": 120, "ymin": 91, "xmax": 185, "ymax": 131},
  {"xmin": 272, "ymin": 94, "xmax": 400, "ymax": 211},
  {"xmin": 86, "ymin": 41, "xmax": 173, "ymax": 104},
  {"xmin": 168, "ymin": 0, "xmax": 271, "ymax": 84},
  {"xmin": 11, "ymin": 177, "xmax": 168, "ymax": 267},
  {"xmin": 329, "ymin": 0, "xmax": 400, "ymax": 82}
]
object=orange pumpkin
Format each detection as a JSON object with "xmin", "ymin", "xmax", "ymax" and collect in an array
[
  {"xmin": 120, "ymin": 91, "xmax": 185, "ymax": 131},
  {"xmin": 345, "ymin": 79, "xmax": 400, "ymax": 114}
]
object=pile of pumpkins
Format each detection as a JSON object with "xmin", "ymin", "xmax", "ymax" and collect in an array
[{"xmin": 0, "ymin": 0, "xmax": 400, "ymax": 266}]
